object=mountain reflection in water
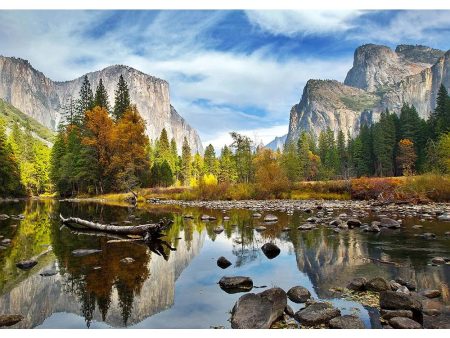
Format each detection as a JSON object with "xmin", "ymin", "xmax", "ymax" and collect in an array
[{"xmin": 0, "ymin": 200, "xmax": 449, "ymax": 329}]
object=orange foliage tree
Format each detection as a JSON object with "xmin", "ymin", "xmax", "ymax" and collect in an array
[{"xmin": 397, "ymin": 138, "xmax": 417, "ymax": 176}]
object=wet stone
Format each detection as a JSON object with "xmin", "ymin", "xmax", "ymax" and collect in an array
[
  {"xmin": 347, "ymin": 218, "xmax": 362, "ymax": 228},
  {"xmin": 120, "ymin": 257, "xmax": 135, "ymax": 264},
  {"xmin": 255, "ymin": 226, "xmax": 267, "ymax": 232},
  {"xmin": 421, "ymin": 289, "xmax": 441, "ymax": 299},
  {"xmin": 294, "ymin": 302, "xmax": 341, "ymax": 327},
  {"xmin": 366, "ymin": 277, "xmax": 390, "ymax": 292},
  {"xmin": 381, "ymin": 309, "xmax": 413, "ymax": 320},
  {"xmin": 16, "ymin": 260, "xmax": 38, "ymax": 270},
  {"xmin": 217, "ymin": 256, "xmax": 232, "ymax": 269},
  {"xmin": 431, "ymin": 257, "xmax": 446, "ymax": 265},
  {"xmin": 329, "ymin": 315, "xmax": 365, "ymax": 329},
  {"xmin": 287, "ymin": 286, "xmax": 311, "ymax": 303},
  {"xmin": 72, "ymin": 249, "xmax": 102, "ymax": 257},
  {"xmin": 40, "ymin": 270, "xmax": 58, "ymax": 277},
  {"xmin": 347, "ymin": 277, "xmax": 367, "ymax": 291},
  {"xmin": 213, "ymin": 226, "xmax": 224, "ymax": 234},
  {"xmin": 261, "ymin": 243, "xmax": 281, "ymax": 259},
  {"xmin": 219, "ymin": 276, "xmax": 253, "ymax": 293},
  {"xmin": 297, "ymin": 224, "xmax": 315, "ymax": 231},
  {"xmin": 389, "ymin": 317, "xmax": 422, "ymax": 329},
  {"xmin": 264, "ymin": 214, "xmax": 278, "ymax": 223}
]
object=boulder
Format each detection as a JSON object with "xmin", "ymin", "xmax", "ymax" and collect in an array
[
  {"xmin": 437, "ymin": 214, "xmax": 450, "ymax": 221},
  {"xmin": 255, "ymin": 226, "xmax": 267, "ymax": 232},
  {"xmin": 380, "ymin": 218, "xmax": 401, "ymax": 229},
  {"xmin": 285, "ymin": 305, "xmax": 295, "ymax": 317},
  {"xmin": 420, "ymin": 289, "xmax": 441, "ymax": 299},
  {"xmin": 294, "ymin": 302, "xmax": 341, "ymax": 326},
  {"xmin": 431, "ymin": 257, "xmax": 445, "ymax": 265},
  {"xmin": 213, "ymin": 226, "xmax": 224, "ymax": 234},
  {"xmin": 297, "ymin": 224, "xmax": 315, "ymax": 231},
  {"xmin": 347, "ymin": 219, "xmax": 362, "ymax": 228},
  {"xmin": 347, "ymin": 277, "xmax": 367, "ymax": 291},
  {"xmin": 252, "ymin": 213, "xmax": 262, "ymax": 218},
  {"xmin": 366, "ymin": 277, "xmax": 390, "ymax": 292},
  {"xmin": 217, "ymin": 256, "xmax": 232, "ymax": 269},
  {"xmin": 230, "ymin": 287, "xmax": 287, "ymax": 329},
  {"xmin": 261, "ymin": 243, "xmax": 281, "ymax": 259},
  {"xmin": 389, "ymin": 317, "xmax": 422, "ymax": 329},
  {"xmin": 380, "ymin": 291, "xmax": 422, "ymax": 312},
  {"xmin": 0, "ymin": 314, "xmax": 23, "ymax": 327},
  {"xmin": 16, "ymin": 260, "xmax": 38, "ymax": 270},
  {"xmin": 0, "ymin": 214, "xmax": 10, "ymax": 220},
  {"xmin": 219, "ymin": 276, "xmax": 253, "ymax": 293},
  {"xmin": 381, "ymin": 309, "xmax": 413, "ymax": 320},
  {"xmin": 329, "ymin": 315, "xmax": 365, "ymax": 329},
  {"xmin": 364, "ymin": 224, "xmax": 381, "ymax": 232},
  {"xmin": 264, "ymin": 214, "xmax": 278, "ymax": 223},
  {"xmin": 72, "ymin": 249, "xmax": 102, "ymax": 257},
  {"xmin": 287, "ymin": 286, "xmax": 311, "ymax": 303},
  {"xmin": 396, "ymin": 286, "xmax": 410, "ymax": 294},
  {"xmin": 329, "ymin": 219, "xmax": 341, "ymax": 227}
]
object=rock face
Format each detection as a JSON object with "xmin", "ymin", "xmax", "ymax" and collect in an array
[
  {"xmin": 265, "ymin": 134, "xmax": 287, "ymax": 151},
  {"xmin": 0, "ymin": 56, "xmax": 203, "ymax": 153},
  {"xmin": 230, "ymin": 287, "xmax": 287, "ymax": 329},
  {"xmin": 286, "ymin": 44, "xmax": 450, "ymax": 144}
]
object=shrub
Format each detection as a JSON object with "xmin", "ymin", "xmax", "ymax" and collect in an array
[
  {"xmin": 400, "ymin": 174, "xmax": 450, "ymax": 202},
  {"xmin": 350, "ymin": 177, "xmax": 403, "ymax": 200}
]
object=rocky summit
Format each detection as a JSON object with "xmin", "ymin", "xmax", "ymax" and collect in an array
[
  {"xmin": 0, "ymin": 56, "xmax": 203, "ymax": 153},
  {"xmin": 286, "ymin": 44, "xmax": 450, "ymax": 144}
]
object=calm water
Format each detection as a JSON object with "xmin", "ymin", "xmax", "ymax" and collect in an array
[{"xmin": 0, "ymin": 200, "xmax": 449, "ymax": 329}]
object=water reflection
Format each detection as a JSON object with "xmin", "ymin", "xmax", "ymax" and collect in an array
[{"xmin": 0, "ymin": 200, "xmax": 449, "ymax": 328}]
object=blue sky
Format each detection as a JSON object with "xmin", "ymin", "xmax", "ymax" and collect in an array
[{"xmin": 1, "ymin": 10, "xmax": 450, "ymax": 149}]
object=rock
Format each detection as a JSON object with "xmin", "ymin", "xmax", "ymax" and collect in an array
[
  {"xmin": 255, "ymin": 226, "xmax": 267, "ymax": 232},
  {"xmin": 0, "ymin": 245, "xmax": 6, "ymax": 250},
  {"xmin": 230, "ymin": 287, "xmax": 287, "ymax": 329},
  {"xmin": 0, "ymin": 314, "xmax": 23, "ymax": 327},
  {"xmin": 364, "ymin": 224, "xmax": 381, "ymax": 232},
  {"xmin": 338, "ymin": 213, "xmax": 348, "ymax": 220},
  {"xmin": 40, "ymin": 270, "xmax": 58, "ymax": 277},
  {"xmin": 437, "ymin": 214, "xmax": 450, "ymax": 221},
  {"xmin": 282, "ymin": 227, "xmax": 291, "ymax": 232},
  {"xmin": 420, "ymin": 289, "xmax": 441, "ymax": 299},
  {"xmin": 261, "ymin": 243, "xmax": 281, "ymax": 259},
  {"xmin": 223, "ymin": 216, "xmax": 230, "ymax": 221},
  {"xmin": 347, "ymin": 277, "xmax": 367, "ymax": 291},
  {"xmin": 380, "ymin": 218, "xmax": 401, "ymax": 229},
  {"xmin": 16, "ymin": 260, "xmax": 38, "ymax": 270},
  {"xmin": 307, "ymin": 217, "xmax": 318, "ymax": 223},
  {"xmin": 72, "ymin": 249, "xmax": 102, "ymax": 257},
  {"xmin": 294, "ymin": 302, "xmax": 341, "ymax": 326},
  {"xmin": 347, "ymin": 218, "xmax": 362, "ymax": 228},
  {"xmin": 431, "ymin": 257, "xmax": 445, "ymax": 265},
  {"xmin": 252, "ymin": 213, "xmax": 262, "ymax": 218},
  {"xmin": 219, "ymin": 276, "xmax": 253, "ymax": 293},
  {"xmin": 381, "ymin": 309, "xmax": 413, "ymax": 320},
  {"xmin": 421, "ymin": 232, "xmax": 436, "ymax": 239},
  {"xmin": 297, "ymin": 224, "xmax": 315, "ymax": 231},
  {"xmin": 1, "ymin": 239, "xmax": 11, "ymax": 245},
  {"xmin": 120, "ymin": 257, "xmax": 135, "ymax": 264},
  {"xmin": 389, "ymin": 317, "xmax": 422, "ymax": 329},
  {"xmin": 412, "ymin": 225, "xmax": 423, "ymax": 229},
  {"xmin": 285, "ymin": 305, "xmax": 295, "ymax": 317},
  {"xmin": 287, "ymin": 286, "xmax": 311, "ymax": 303},
  {"xmin": 396, "ymin": 286, "xmax": 410, "ymax": 294},
  {"xmin": 329, "ymin": 219, "xmax": 341, "ymax": 227},
  {"xmin": 217, "ymin": 256, "xmax": 232, "ymax": 269},
  {"xmin": 329, "ymin": 315, "xmax": 365, "ymax": 329},
  {"xmin": 201, "ymin": 215, "xmax": 212, "ymax": 221},
  {"xmin": 264, "ymin": 214, "xmax": 278, "ymax": 223},
  {"xmin": 213, "ymin": 226, "xmax": 224, "ymax": 234},
  {"xmin": 423, "ymin": 308, "xmax": 441, "ymax": 316},
  {"xmin": 380, "ymin": 291, "xmax": 422, "ymax": 312},
  {"xmin": 0, "ymin": 214, "xmax": 10, "ymax": 220},
  {"xmin": 183, "ymin": 214, "xmax": 194, "ymax": 219},
  {"xmin": 366, "ymin": 277, "xmax": 390, "ymax": 292},
  {"xmin": 445, "ymin": 231, "xmax": 450, "ymax": 236},
  {"xmin": 405, "ymin": 280, "xmax": 417, "ymax": 291}
]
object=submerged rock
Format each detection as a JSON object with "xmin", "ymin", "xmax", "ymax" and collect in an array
[
  {"xmin": 347, "ymin": 218, "xmax": 362, "ymax": 228},
  {"xmin": 420, "ymin": 289, "xmax": 441, "ymax": 299},
  {"xmin": 217, "ymin": 256, "xmax": 232, "ymax": 269},
  {"xmin": 255, "ymin": 225, "xmax": 267, "ymax": 232},
  {"xmin": 329, "ymin": 315, "xmax": 365, "ymax": 329},
  {"xmin": 389, "ymin": 317, "xmax": 422, "ymax": 329},
  {"xmin": 40, "ymin": 270, "xmax": 58, "ymax": 277},
  {"xmin": 380, "ymin": 218, "xmax": 401, "ymax": 229},
  {"xmin": 72, "ymin": 249, "xmax": 102, "ymax": 257},
  {"xmin": 294, "ymin": 302, "xmax": 341, "ymax": 326},
  {"xmin": 0, "ymin": 314, "xmax": 23, "ymax": 327},
  {"xmin": 16, "ymin": 260, "xmax": 38, "ymax": 270},
  {"xmin": 287, "ymin": 286, "xmax": 311, "ymax": 303},
  {"xmin": 297, "ymin": 224, "xmax": 315, "ymax": 231},
  {"xmin": 431, "ymin": 257, "xmax": 446, "ymax": 265},
  {"xmin": 261, "ymin": 243, "xmax": 281, "ymax": 259},
  {"xmin": 381, "ymin": 309, "xmax": 413, "ymax": 320},
  {"xmin": 219, "ymin": 276, "xmax": 253, "ymax": 293},
  {"xmin": 231, "ymin": 287, "xmax": 287, "ymax": 329}
]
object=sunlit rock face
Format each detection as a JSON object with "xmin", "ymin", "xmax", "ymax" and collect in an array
[
  {"xmin": 0, "ymin": 231, "xmax": 205, "ymax": 328},
  {"xmin": 0, "ymin": 57, "xmax": 203, "ymax": 153},
  {"xmin": 286, "ymin": 44, "xmax": 450, "ymax": 144}
]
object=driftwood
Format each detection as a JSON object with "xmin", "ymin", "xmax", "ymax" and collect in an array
[{"xmin": 59, "ymin": 214, "xmax": 169, "ymax": 236}]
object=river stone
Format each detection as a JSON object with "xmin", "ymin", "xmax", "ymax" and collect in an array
[
  {"xmin": 183, "ymin": 214, "xmax": 194, "ymax": 219},
  {"xmin": 364, "ymin": 224, "xmax": 381, "ymax": 232},
  {"xmin": 297, "ymin": 224, "xmax": 315, "ymax": 231},
  {"xmin": 421, "ymin": 289, "xmax": 441, "ymax": 299},
  {"xmin": 381, "ymin": 309, "xmax": 413, "ymax": 320},
  {"xmin": 252, "ymin": 213, "xmax": 262, "ymax": 218},
  {"xmin": 230, "ymin": 287, "xmax": 287, "ymax": 329},
  {"xmin": 217, "ymin": 256, "xmax": 232, "ymax": 269},
  {"xmin": 261, "ymin": 243, "xmax": 281, "ymax": 259},
  {"xmin": 1, "ymin": 239, "xmax": 11, "ymax": 245},
  {"xmin": 412, "ymin": 225, "xmax": 423, "ymax": 229},
  {"xmin": 40, "ymin": 270, "xmax": 58, "ymax": 277},
  {"xmin": 223, "ymin": 216, "xmax": 230, "ymax": 221},
  {"xmin": 0, "ymin": 245, "xmax": 6, "ymax": 250},
  {"xmin": 380, "ymin": 218, "xmax": 401, "ymax": 229},
  {"xmin": 264, "ymin": 214, "xmax": 278, "ymax": 223},
  {"xmin": 347, "ymin": 277, "xmax": 367, "ymax": 291},
  {"xmin": 437, "ymin": 214, "xmax": 450, "ymax": 221},
  {"xmin": 294, "ymin": 302, "xmax": 341, "ymax": 326},
  {"xmin": 16, "ymin": 260, "xmax": 38, "ymax": 270},
  {"xmin": 389, "ymin": 317, "xmax": 422, "ymax": 329},
  {"xmin": 0, "ymin": 314, "xmax": 23, "ymax": 327},
  {"xmin": 213, "ymin": 226, "xmax": 224, "ymax": 234},
  {"xmin": 347, "ymin": 219, "xmax": 362, "ymax": 228},
  {"xmin": 366, "ymin": 277, "xmax": 390, "ymax": 292},
  {"xmin": 219, "ymin": 276, "xmax": 253, "ymax": 293},
  {"xmin": 431, "ymin": 257, "xmax": 446, "ymax": 265},
  {"xmin": 72, "ymin": 249, "xmax": 102, "ymax": 257},
  {"xmin": 201, "ymin": 215, "xmax": 212, "ymax": 221},
  {"xmin": 329, "ymin": 219, "xmax": 341, "ymax": 227},
  {"xmin": 287, "ymin": 286, "xmax": 311, "ymax": 303},
  {"xmin": 329, "ymin": 315, "xmax": 365, "ymax": 329},
  {"xmin": 396, "ymin": 286, "xmax": 410, "ymax": 294},
  {"xmin": 421, "ymin": 232, "xmax": 436, "ymax": 239},
  {"xmin": 255, "ymin": 226, "xmax": 267, "ymax": 232},
  {"xmin": 285, "ymin": 305, "xmax": 295, "ymax": 317},
  {"xmin": 0, "ymin": 214, "xmax": 10, "ymax": 220},
  {"xmin": 120, "ymin": 257, "xmax": 135, "ymax": 264},
  {"xmin": 380, "ymin": 291, "xmax": 422, "ymax": 311}
]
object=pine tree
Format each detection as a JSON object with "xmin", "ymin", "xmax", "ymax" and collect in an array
[
  {"xmin": 297, "ymin": 132, "xmax": 311, "ymax": 180},
  {"xmin": 230, "ymin": 132, "xmax": 253, "ymax": 183},
  {"xmin": 76, "ymin": 75, "xmax": 94, "ymax": 125},
  {"xmin": 280, "ymin": 141, "xmax": 299, "ymax": 182},
  {"xmin": 94, "ymin": 78, "xmax": 110, "ymax": 112},
  {"xmin": 373, "ymin": 110, "xmax": 396, "ymax": 176},
  {"xmin": 203, "ymin": 144, "xmax": 217, "ymax": 176},
  {"xmin": 432, "ymin": 84, "xmax": 450, "ymax": 136},
  {"xmin": 218, "ymin": 145, "xmax": 237, "ymax": 183},
  {"xmin": 180, "ymin": 137, "xmax": 192, "ymax": 186},
  {"xmin": 113, "ymin": 75, "xmax": 131, "ymax": 120},
  {"xmin": 337, "ymin": 130, "xmax": 348, "ymax": 178}
]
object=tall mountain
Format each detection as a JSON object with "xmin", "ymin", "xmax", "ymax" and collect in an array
[
  {"xmin": 0, "ymin": 56, "xmax": 203, "ymax": 153},
  {"xmin": 286, "ymin": 44, "xmax": 450, "ymax": 144},
  {"xmin": 265, "ymin": 134, "xmax": 287, "ymax": 151}
]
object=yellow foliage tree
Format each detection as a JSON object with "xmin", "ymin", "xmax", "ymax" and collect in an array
[{"xmin": 253, "ymin": 148, "xmax": 289, "ymax": 198}]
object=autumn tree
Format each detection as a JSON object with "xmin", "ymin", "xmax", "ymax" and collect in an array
[
  {"xmin": 397, "ymin": 139, "xmax": 417, "ymax": 176},
  {"xmin": 253, "ymin": 148, "xmax": 289, "ymax": 198}
]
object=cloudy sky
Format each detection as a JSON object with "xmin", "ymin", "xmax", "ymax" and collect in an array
[{"xmin": 1, "ymin": 10, "xmax": 450, "ymax": 149}]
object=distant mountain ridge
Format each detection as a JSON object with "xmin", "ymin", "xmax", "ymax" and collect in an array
[
  {"xmin": 286, "ymin": 44, "xmax": 450, "ymax": 144},
  {"xmin": 0, "ymin": 56, "xmax": 203, "ymax": 153},
  {"xmin": 265, "ymin": 134, "xmax": 287, "ymax": 151}
]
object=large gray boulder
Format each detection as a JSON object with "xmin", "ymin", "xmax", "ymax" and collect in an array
[
  {"xmin": 329, "ymin": 315, "xmax": 365, "ymax": 329},
  {"xmin": 366, "ymin": 277, "xmax": 390, "ymax": 292},
  {"xmin": 380, "ymin": 218, "xmax": 401, "ymax": 229},
  {"xmin": 231, "ymin": 287, "xmax": 287, "ymax": 329},
  {"xmin": 287, "ymin": 286, "xmax": 311, "ymax": 303},
  {"xmin": 347, "ymin": 277, "xmax": 367, "ymax": 291},
  {"xmin": 294, "ymin": 302, "xmax": 341, "ymax": 326},
  {"xmin": 389, "ymin": 317, "xmax": 422, "ymax": 329},
  {"xmin": 380, "ymin": 291, "xmax": 422, "ymax": 311}
]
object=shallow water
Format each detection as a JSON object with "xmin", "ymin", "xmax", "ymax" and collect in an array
[{"xmin": 0, "ymin": 200, "xmax": 449, "ymax": 329}]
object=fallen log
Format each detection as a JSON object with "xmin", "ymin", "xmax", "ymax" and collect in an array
[{"xmin": 59, "ymin": 214, "xmax": 165, "ymax": 236}]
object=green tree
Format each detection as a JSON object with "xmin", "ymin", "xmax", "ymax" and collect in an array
[
  {"xmin": 280, "ymin": 141, "xmax": 299, "ymax": 182},
  {"xmin": 230, "ymin": 132, "xmax": 253, "ymax": 183},
  {"xmin": 113, "ymin": 75, "xmax": 131, "ymax": 120},
  {"xmin": 372, "ymin": 109, "xmax": 397, "ymax": 176},
  {"xmin": 203, "ymin": 144, "xmax": 217, "ymax": 176},
  {"xmin": 77, "ymin": 75, "xmax": 94, "ymax": 125},
  {"xmin": 94, "ymin": 78, "xmax": 110, "ymax": 112},
  {"xmin": 218, "ymin": 145, "xmax": 237, "ymax": 183},
  {"xmin": 431, "ymin": 84, "xmax": 450, "ymax": 137},
  {"xmin": 180, "ymin": 137, "xmax": 191, "ymax": 186}
]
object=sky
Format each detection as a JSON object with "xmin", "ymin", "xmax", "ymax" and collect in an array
[{"xmin": 1, "ymin": 10, "xmax": 450, "ymax": 150}]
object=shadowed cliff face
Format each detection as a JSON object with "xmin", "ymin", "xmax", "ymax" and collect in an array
[
  {"xmin": 0, "ymin": 57, "xmax": 203, "ymax": 153},
  {"xmin": 287, "ymin": 44, "xmax": 449, "ymax": 144}
]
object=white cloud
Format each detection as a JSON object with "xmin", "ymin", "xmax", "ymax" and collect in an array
[{"xmin": 245, "ymin": 10, "xmax": 364, "ymax": 37}]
